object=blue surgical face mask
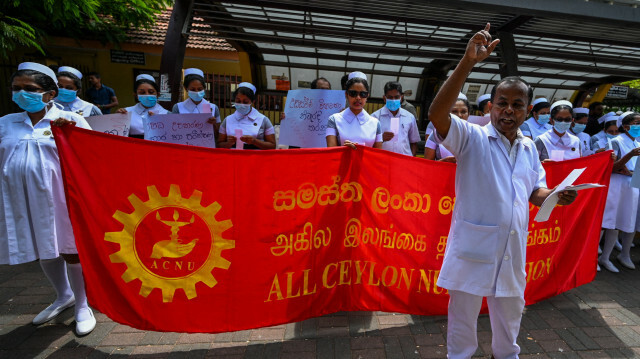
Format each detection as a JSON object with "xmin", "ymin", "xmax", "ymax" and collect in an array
[
  {"xmin": 138, "ymin": 94, "xmax": 157, "ymax": 108},
  {"xmin": 553, "ymin": 121, "xmax": 572, "ymax": 134},
  {"xmin": 536, "ymin": 114, "xmax": 551, "ymax": 125},
  {"xmin": 234, "ymin": 103, "xmax": 252, "ymax": 115},
  {"xmin": 572, "ymin": 123, "xmax": 586, "ymax": 134},
  {"xmin": 12, "ymin": 90, "xmax": 48, "ymax": 113},
  {"xmin": 385, "ymin": 99, "xmax": 401, "ymax": 112},
  {"xmin": 188, "ymin": 90, "xmax": 205, "ymax": 102},
  {"xmin": 606, "ymin": 133, "xmax": 617, "ymax": 139},
  {"xmin": 628, "ymin": 124, "xmax": 640, "ymax": 138},
  {"xmin": 57, "ymin": 88, "xmax": 77, "ymax": 103}
]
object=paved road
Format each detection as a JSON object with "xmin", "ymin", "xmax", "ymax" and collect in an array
[{"xmin": 1, "ymin": 245, "xmax": 639, "ymax": 358}]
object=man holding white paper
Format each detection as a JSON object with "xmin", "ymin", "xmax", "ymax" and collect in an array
[
  {"xmin": 427, "ymin": 24, "xmax": 578, "ymax": 358},
  {"xmin": 371, "ymin": 81, "xmax": 420, "ymax": 156}
]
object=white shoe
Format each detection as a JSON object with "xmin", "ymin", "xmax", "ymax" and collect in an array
[
  {"xmin": 33, "ymin": 296, "xmax": 75, "ymax": 325},
  {"xmin": 75, "ymin": 307, "xmax": 96, "ymax": 336},
  {"xmin": 598, "ymin": 258, "xmax": 619, "ymax": 273},
  {"xmin": 614, "ymin": 240, "xmax": 622, "ymax": 251},
  {"xmin": 597, "ymin": 263, "xmax": 601, "ymax": 272},
  {"xmin": 616, "ymin": 255, "xmax": 636, "ymax": 270},
  {"xmin": 598, "ymin": 246, "xmax": 602, "ymax": 255}
]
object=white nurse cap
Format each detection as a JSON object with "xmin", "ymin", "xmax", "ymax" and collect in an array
[
  {"xmin": 617, "ymin": 111, "xmax": 636, "ymax": 128},
  {"xmin": 550, "ymin": 100, "xmax": 573, "ymax": 112},
  {"xmin": 348, "ymin": 71, "xmax": 367, "ymax": 81},
  {"xmin": 573, "ymin": 107, "xmax": 589, "ymax": 115},
  {"xmin": 136, "ymin": 74, "xmax": 156, "ymax": 83},
  {"xmin": 238, "ymin": 82, "xmax": 256, "ymax": 94},
  {"xmin": 532, "ymin": 98, "xmax": 549, "ymax": 106},
  {"xmin": 18, "ymin": 62, "xmax": 57, "ymax": 84},
  {"xmin": 597, "ymin": 111, "xmax": 616, "ymax": 124},
  {"xmin": 477, "ymin": 93, "xmax": 491, "ymax": 106},
  {"xmin": 57, "ymin": 66, "xmax": 83, "ymax": 79},
  {"xmin": 184, "ymin": 68, "xmax": 204, "ymax": 77},
  {"xmin": 457, "ymin": 93, "xmax": 467, "ymax": 101}
]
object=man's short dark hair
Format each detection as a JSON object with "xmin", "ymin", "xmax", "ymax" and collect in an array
[
  {"xmin": 311, "ymin": 77, "xmax": 330, "ymax": 89},
  {"xmin": 87, "ymin": 71, "xmax": 100, "ymax": 79},
  {"xmin": 589, "ymin": 101, "xmax": 603, "ymax": 110},
  {"xmin": 490, "ymin": 76, "xmax": 534, "ymax": 106},
  {"xmin": 340, "ymin": 74, "xmax": 349, "ymax": 90},
  {"xmin": 383, "ymin": 81, "xmax": 403, "ymax": 95}
]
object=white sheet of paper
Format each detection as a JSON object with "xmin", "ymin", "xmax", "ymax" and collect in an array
[
  {"xmin": 85, "ymin": 113, "xmax": 131, "ymax": 137},
  {"xmin": 390, "ymin": 117, "xmax": 399, "ymax": 142},
  {"xmin": 534, "ymin": 167, "xmax": 605, "ymax": 222},
  {"xmin": 630, "ymin": 158, "xmax": 640, "ymax": 188},
  {"xmin": 550, "ymin": 150, "xmax": 565, "ymax": 162},
  {"xmin": 235, "ymin": 129, "xmax": 243, "ymax": 150},
  {"xmin": 201, "ymin": 102, "xmax": 211, "ymax": 114}
]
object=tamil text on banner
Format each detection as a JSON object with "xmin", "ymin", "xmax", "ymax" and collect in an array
[
  {"xmin": 143, "ymin": 113, "xmax": 215, "ymax": 148},
  {"xmin": 53, "ymin": 126, "xmax": 612, "ymax": 333},
  {"xmin": 279, "ymin": 89, "xmax": 345, "ymax": 148},
  {"xmin": 85, "ymin": 113, "xmax": 131, "ymax": 137}
]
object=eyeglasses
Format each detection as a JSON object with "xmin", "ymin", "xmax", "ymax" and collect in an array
[
  {"xmin": 347, "ymin": 90, "xmax": 369, "ymax": 98},
  {"xmin": 554, "ymin": 117, "xmax": 573, "ymax": 123}
]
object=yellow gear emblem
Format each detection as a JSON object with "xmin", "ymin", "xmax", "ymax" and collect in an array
[{"xmin": 105, "ymin": 184, "xmax": 234, "ymax": 302}]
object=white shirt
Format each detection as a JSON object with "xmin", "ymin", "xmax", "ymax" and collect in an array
[
  {"xmin": 54, "ymin": 97, "xmax": 102, "ymax": 117},
  {"xmin": 520, "ymin": 117, "xmax": 551, "ymax": 140},
  {"xmin": 591, "ymin": 131, "xmax": 607, "ymax": 151},
  {"xmin": 326, "ymin": 108, "xmax": 382, "ymax": 147},
  {"xmin": 220, "ymin": 107, "xmax": 274, "ymax": 141},
  {"xmin": 433, "ymin": 115, "xmax": 547, "ymax": 297},
  {"xmin": 174, "ymin": 99, "xmax": 221, "ymax": 123},
  {"xmin": 612, "ymin": 134, "xmax": 640, "ymax": 172},
  {"xmin": 371, "ymin": 107, "xmax": 420, "ymax": 156},
  {"xmin": 425, "ymin": 134, "xmax": 454, "ymax": 159},
  {"xmin": 534, "ymin": 129, "xmax": 582, "ymax": 161},
  {"xmin": 571, "ymin": 130, "xmax": 593, "ymax": 157},
  {"xmin": 0, "ymin": 106, "xmax": 91, "ymax": 265},
  {"xmin": 127, "ymin": 103, "xmax": 169, "ymax": 135}
]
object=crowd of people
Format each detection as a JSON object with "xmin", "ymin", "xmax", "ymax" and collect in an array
[{"xmin": 0, "ymin": 22, "xmax": 638, "ymax": 358}]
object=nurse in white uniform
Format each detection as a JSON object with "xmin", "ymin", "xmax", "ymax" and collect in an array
[
  {"xmin": 217, "ymin": 82, "xmax": 276, "ymax": 150},
  {"xmin": 599, "ymin": 112, "xmax": 640, "ymax": 272},
  {"xmin": 477, "ymin": 93, "xmax": 491, "ymax": 116},
  {"xmin": 116, "ymin": 74, "xmax": 169, "ymax": 139},
  {"xmin": 520, "ymin": 97, "xmax": 551, "ymax": 139},
  {"xmin": 534, "ymin": 100, "xmax": 582, "ymax": 161},
  {"xmin": 425, "ymin": 93, "xmax": 469, "ymax": 162},
  {"xmin": 0, "ymin": 62, "xmax": 96, "ymax": 335},
  {"xmin": 371, "ymin": 81, "xmax": 420, "ymax": 156},
  {"xmin": 570, "ymin": 107, "xmax": 593, "ymax": 156},
  {"xmin": 171, "ymin": 68, "xmax": 221, "ymax": 145},
  {"xmin": 326, "ymin": 72, "xmax": 382, "ymax": 149},
  {"xmin": 54, "ymin": 66, "xmax": 102, "ymax": 117},
  {"xmin": 590, "ymin": 112, "xmax": 616, "ymax": 152}
]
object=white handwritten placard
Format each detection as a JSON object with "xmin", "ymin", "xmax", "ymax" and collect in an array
[
  {"xmin": 85, "ymin": 113, "xmax": 131, "ymax": 137},
  {"xmin": 279, "ymin": 89, "xmax": 345, "ymax": 148},
  {"xmin": 143, "ymin": 113, "xmax": 215, "ymax": 148}
]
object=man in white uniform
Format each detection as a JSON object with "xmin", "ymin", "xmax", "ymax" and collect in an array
[
  {"xmin": 427, "ymin": 24, "xmax": 578, "ymax": 359},
  {"xmin": 371, "ymin": 81, "xmax": 420, "ymax": 156}
]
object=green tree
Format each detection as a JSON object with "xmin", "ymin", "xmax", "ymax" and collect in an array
[
  {"xmin": 622, "ymin": 79, "xmax": 640, "ymax": 89},
  {"xmin": 0, "ymin": 0, "xmax": 172, "ymax": 59}
]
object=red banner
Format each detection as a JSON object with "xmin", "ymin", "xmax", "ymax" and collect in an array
[{"xmin": 53, "ymin": 126, "xmax": 612, "ymax": 333}]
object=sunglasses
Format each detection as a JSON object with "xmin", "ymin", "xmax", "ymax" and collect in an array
[
  {"xmin": 347, "ymin": 90, "xmax": 369, "ymax": 98},
  {"xmin": 554, "ymin": 117, "xmax": 573, "ymax": 123}
]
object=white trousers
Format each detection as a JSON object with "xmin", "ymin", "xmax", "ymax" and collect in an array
[{"xmin": 447, "ymin": 290, "xmax": 525, "ymax": 359}]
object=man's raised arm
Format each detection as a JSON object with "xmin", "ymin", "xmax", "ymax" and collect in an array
[{"xmin": 427, "ymin": 23, "xmax": 499, "ymax": 139}]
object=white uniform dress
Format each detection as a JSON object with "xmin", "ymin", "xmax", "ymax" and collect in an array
[
  {"xmin": 534, "ymin": 129, "xmax": 582, "ymax": 161},
  {"xmin": 127, "ymin": 103, "xmax": 169, "ymax": 136},
  {"xmin": 571, "ymin": 130, "xmax": 593, "ymax": 157},
  {"xmin": 433, "ymin": 115, "xmax": 547, "ymax": 297},
  {"xmin": 219, "ymin": 107, "xmax": 274, "ymax": 149},
  {"xmin": 602, "ymin": 134, "xmax": 639, "ymax": 233},
  {"xmin": 425, "ymin": 133, "xmax": 454, "ymax": 159},
  {"xmin": 54, "ymin": 97, "xmax": 102, "ymax": 117},
  {"xmin": 171, "ymin": 99, "xmax": 221, "ymax": 123},
  {"xmin": 370, "ymin": 106, "xmax": 420, "ymax": 156},
  {"xmin": 0, "ymin": 106, "xmax": 91, "ymax": 265},
  {"xmin": 520, "ymin": 117, "xmax": 551, "ymax": 140},
  {"xmin": 325, "ymin": 108, "xmax": 382, "ymax": 147}
]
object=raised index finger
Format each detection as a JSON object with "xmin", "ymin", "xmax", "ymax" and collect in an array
[{"xmin": 484, "ymin": 23, "xmax": 491, "ymax": 32}]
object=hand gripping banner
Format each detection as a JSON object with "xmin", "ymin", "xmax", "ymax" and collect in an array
[{"xmin": 53, "ymin": 126, "xmax": 612, "ymax": 333}]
